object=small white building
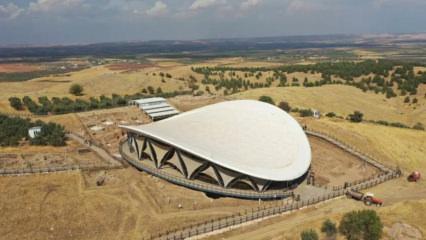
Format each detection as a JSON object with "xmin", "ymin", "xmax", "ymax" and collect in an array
[
  {"xmin": 28, "ymin": 126, "xmax": 42, "ymax": 139},
  {"xmin": 312, "ymin": 109, "xmax": 321, "ymax": 119}
]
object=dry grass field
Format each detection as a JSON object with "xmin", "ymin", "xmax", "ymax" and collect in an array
[
  {"xmin": 0, "ymin": 105, "xmax": 403, "ymax": 240},
  {"xmin": 0, "ymin": 118, "xmax": 424, "ymax": 240},
  {"xmin": 204, "ymin": 118, "xmax": 426, "ymax": 240},
  {"xmin": 232, "ymin": 85, "xmax": 426, "ymax": 126},
  {"xmin": 0, "ymin": 55, "xmax": 425, "ymax": 239}
]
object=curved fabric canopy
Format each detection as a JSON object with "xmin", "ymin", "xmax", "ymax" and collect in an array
[{"xmin": 121, "ymin": 100, "xmax": 311, "ymax": 181}]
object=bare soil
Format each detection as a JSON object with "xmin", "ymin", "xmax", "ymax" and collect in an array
[
  {"xmin": 309, "ymin": 135, "xmax": 381, "ymax": 186},
  {"xmin": 0, "ymin": 63, "xmax": 43, "ymax": 73}
]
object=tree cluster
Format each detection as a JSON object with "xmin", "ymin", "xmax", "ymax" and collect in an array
[
  {"xmin": 192, "ymin": 60, "xmax": 426, "ymax": 98},
  {"xmin": 301, "ymin": 210, "xmax": 382, "ymax": 240},
  {"xmin": 0, "ymin": 114, "xmax": 66, "ymax": 146},
  {"xmin": 10, "ymin": 89, "xmax": 192, "ymax": 115}
]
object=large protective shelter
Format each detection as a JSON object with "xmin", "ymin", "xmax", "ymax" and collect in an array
[{"xmin": 120, "ymin": 100, "xmax": 312, "ymax": 198}]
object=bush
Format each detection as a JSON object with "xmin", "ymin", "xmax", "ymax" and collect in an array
[
  {"xmin": 258, "ymin": 96, "xmax": 275, "ymax": 105},
  {"xmin": 404, "ymin": 96, "xmax": 410, "ymax": 103},
  {"xmin": 348, "ymin": 111, "xmax": 363, "ymax": 123},
  {"xmin": 390, "ymin": 122, "xmax": 409, "ymax": 128},
  {"xmin": 8, "ymin": 97, "xmax": 24, "ymax": 110},
  {"xmin": 69, "ymin": 84, "xmax": 84, "ymax": 96},
  {"xmin": 412, "ymin": 98, "xmax": 418, "ymax": 104},
  {"xmin": 339, "ymin": 210, "xmax": 383, "ymax": 240},
  {"xmin": 147, "ymin": 86, "xmax": 155, "ymax": 94},
  {"xmin": 326, "ymin": 112, "xmax": 336, "ymax": 118},
  {"xmin": 156, "ymin": 87, "xmax": 163, "ymax": 94},
  {"xmin": 299, "ymin": 109, "xmax": 314, "ymax": 117},
  {"xmin": 278, "ymin": 101, "xmax": 291, "ymax": 112},
  {"xmin": 321, "ymin": 219, "xmax": 337, "ymax": 238},
  {"xmin": 413, "ymin": 122, "xmax": 425, "ymax": 130},
  {"xmin": 300, "ymin": 229, "xmax": 319, "ymax": 240}
]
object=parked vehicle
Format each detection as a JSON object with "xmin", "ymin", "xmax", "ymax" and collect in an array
[
  {"xmin": 346, "ymin": 189, "xmax": 383, "ymax": 206},
  {"xmin": 408, "ymin": 171, "xmax": 421, "ymax": 182}
]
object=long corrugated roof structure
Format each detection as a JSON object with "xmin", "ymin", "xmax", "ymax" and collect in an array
[
  {"xmin": 130, "ymin": 97, "xmax": 180, "ymax": 120},
  {"xmin": 120, "ymin": 100, "xmax": 311, "ymax": 181}
]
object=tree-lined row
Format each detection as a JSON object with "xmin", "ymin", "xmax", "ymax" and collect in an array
[
  {"xmin": 0, "ymin": 114, "xmax": 66, "ymax": 146},
  {"xmin": 192, "ymin": 60, "xmax": 426, "ymax": 98},
  {"xmin": 9, "ymin": 89, "xmax": 192, "ymax": 115}
]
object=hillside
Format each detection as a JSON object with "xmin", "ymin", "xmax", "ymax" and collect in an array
[{"xmin": 231, "ymin": 85, "xmax": 426, "ymax": 126}]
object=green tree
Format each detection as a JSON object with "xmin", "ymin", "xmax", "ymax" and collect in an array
[
  {"xmin": 278, "ymin": 101, "xmax": 291, "ymax": 112},
  {"xmin": 299, "ymin": 109, "xmax": 314, "ymax": 117},
  {"xmin": 301, "ymin": 229, "xmax": 319, "ymax": 240},
  {"xmin": 339, "ymin": 210, "xmax": 383, "ymax": 240},
  {"xmin": 156, "ymin": 87, "xmax": 163, "ymax": 94},
  {"xmin": 147, "ymin": 86, "xmax": 155, "ymax": 94},
  {"xmin": 8, "ymin": 97, "xmax": 24, "ymax": 110},
  {"xmin": 69, "ymin": 84, "xmax": 84, "ymax": 96},
  {"xmin": 348, "ymin": 111, "xmax": 363, "ymax": 123},
  {"xmin": 259, "ymin": 95, "xmax": 275, "ymax": 105},
  {"xmin": 321, "ymin": 219, "xmax": 337, "ymax": 239},
  {"xmin": 326, "ymin": 112, "xmax": 336, "ymax": 118}
]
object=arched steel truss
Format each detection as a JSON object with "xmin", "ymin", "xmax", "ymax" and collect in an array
[{"xmin": 126, "ymin": 132, "xmax": 304, "ymax": 192}]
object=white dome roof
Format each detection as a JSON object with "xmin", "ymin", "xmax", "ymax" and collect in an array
[{"xmin": 121, "ymin": 100, "xmax": 311, "ymax": 181}]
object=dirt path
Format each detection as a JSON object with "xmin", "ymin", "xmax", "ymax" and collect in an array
[{"xmin": 67, "ymin": 133, "xmax": 121, "ymax": 167}]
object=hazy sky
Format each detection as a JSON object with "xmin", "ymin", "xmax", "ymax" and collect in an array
[{"xmin": 0, "ymin": 0, "xmax": 426, "ymax": 45}]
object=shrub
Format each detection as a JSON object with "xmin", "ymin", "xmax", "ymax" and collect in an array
[
  {"xmin": 278, "ymin": 101, "xmax": 291, "ymax": 112},
  {"xmin": 147, "ymin": 86, "xmax": 155, "ymax": 94},
  {"xmin": 299, "ymin": 109, "xmax": 314, "ymax": 117},
  {"xmin": 339, "ymin": 210, "xmax": 383, "ymax": 240},
  {"xmin": 404, "ymin": 96, "xmax": 410, "ymax": 103},
  {"xmin": 321, "ymin": 219, "xmax": 337, "ymax": 238},
  {"xmin": 412, "ymin": 98, "xmax": 418, "ymax": 104},
  {"xmin": 326, "ymin": 112, "xmax": 336, "ymax": 118},
  {"xmin": 258, "ymin": 96, "xmax": 275, "ymax": 105},
  {"xmin": 193, "ymin": 90, "xmax": 204, "ymax": 96},
  {"xmin": 301, "ymin": 229, "xmax": 319, "ymax": 240},
  {"xmin": 413, "ymin": 122, "xmax": 424, "ymax": 130},
  {"xmin": 8, "ymin": 97, "xmax": 24, "ymax": 110},
  {"xmin": 156, "ymin": 87, "xmax": 163, "ymax": 94},
  {"xmin": 69, "ymin": 84, "xmax": 84, "ymax": 96},
  {"xmin": 348, "ymin": 111, "xmax": 363, "ymax": 123},
  {"xmin": 390, "ymin": 122, "xmax": 409, "ymax": 128}
]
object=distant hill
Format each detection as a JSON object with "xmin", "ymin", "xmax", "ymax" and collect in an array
[{"xmin": 1, "ymin": 33, "xmax": 425, "ymax": 59}]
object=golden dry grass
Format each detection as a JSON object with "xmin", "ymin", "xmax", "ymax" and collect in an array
[
  {"xmin": 302, "ymin": 118, "xmax": 426, "ymax": 172},
  {"xmin": 231, "ymin": 85, "xmax": 426, "ymax": 126},
  {"xmin": 203, "ymin": 115, "xmax": 425, "ymax": 239}
]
